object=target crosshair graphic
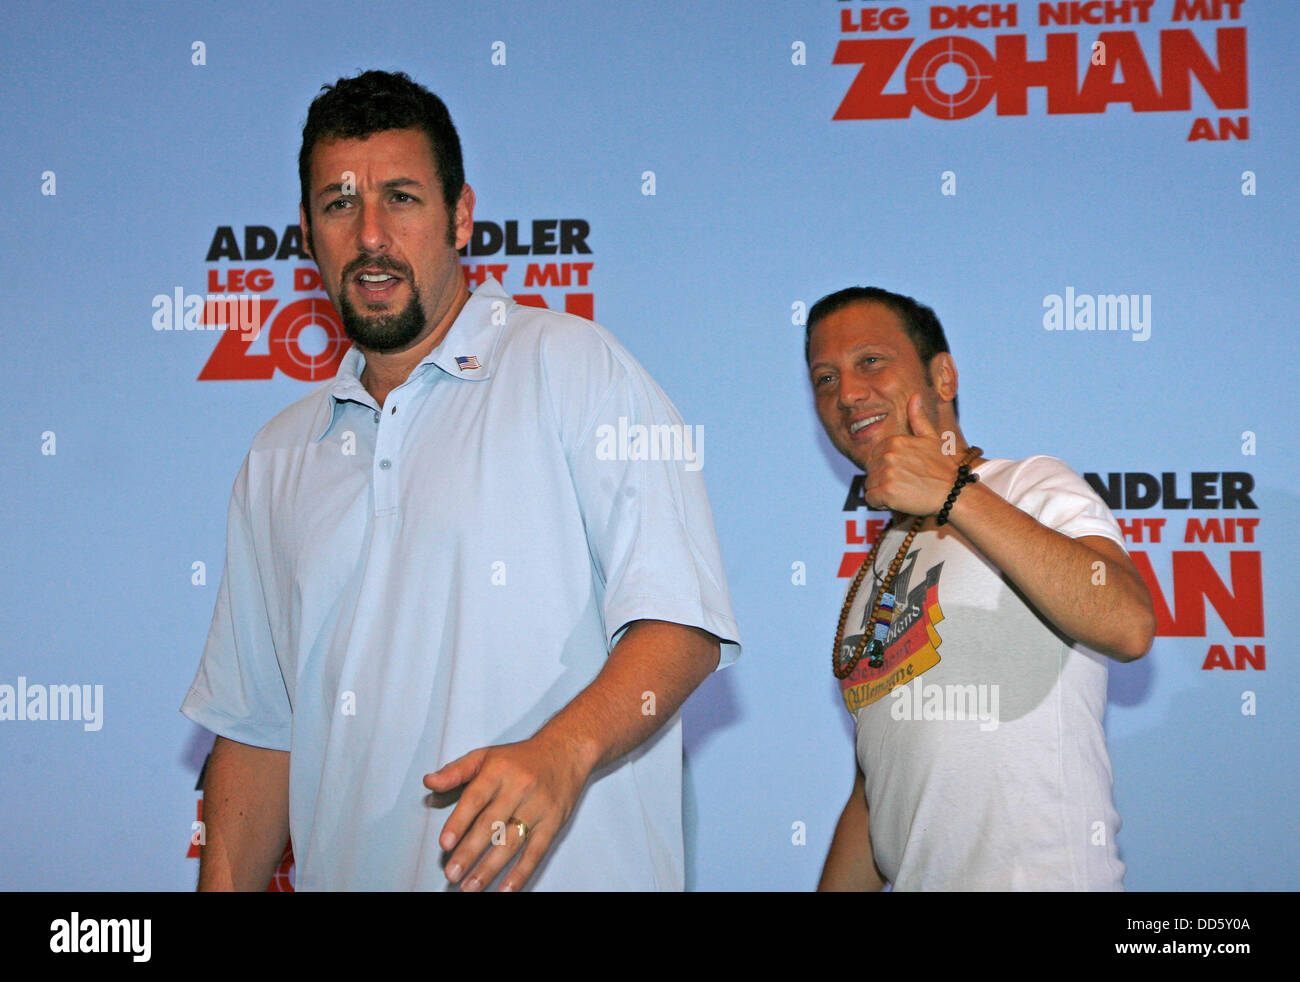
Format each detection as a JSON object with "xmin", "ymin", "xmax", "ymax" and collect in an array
[
  {"xmin": 269, "ymin": 298, "xmax": 349, "ymax": 380},
  {"xmin": 906, "ymin": 37, "xmax": 995, "ymax": 120}
]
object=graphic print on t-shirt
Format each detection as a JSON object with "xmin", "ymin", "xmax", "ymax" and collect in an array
[{"xmin": 839, "ymin": 548, "xmax": 945, "ymax": 714}]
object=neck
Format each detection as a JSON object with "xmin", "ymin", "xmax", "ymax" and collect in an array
[
  {"xmin": 360, "ymin": 347, "xmax": 427, "ymax": 409},
  {"xmin": 358, "ymin": 283, "xmax": 470, "ymax": 407},
  {"xmin": 939, "ymin": 421, "xmax": 988, "ymax": 465}
]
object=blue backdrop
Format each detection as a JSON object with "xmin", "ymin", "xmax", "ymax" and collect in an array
[{"xmin": 1, "ymin": 0, "xmax": 1294, "ymax": 890}]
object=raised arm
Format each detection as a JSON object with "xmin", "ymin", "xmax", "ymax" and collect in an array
[
  {"xmin": 866, "ymin": 395, "xmax": 1156, "ymax": 661},
  {"xmin": 944, "ymin": 486, "xmax": 1155, "ymax": 660}
]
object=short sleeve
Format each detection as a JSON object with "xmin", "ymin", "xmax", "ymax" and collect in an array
[
  {"xmin": 1002, "ymin": 456, "xmax": 1126, "ymax": 549},
  {"xmin": 180, "ymin": 459, "xmax": 294, "ymax": 750},
  {"xmin": 555, "ymin": 332, "xmax": 742, "ymax": 667}
]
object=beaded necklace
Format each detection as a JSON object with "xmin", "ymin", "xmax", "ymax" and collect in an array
[
  {"xmin": 831, "ymin": 514, "xmax": 922, "ymax": 678},
  {"xmin": 832, "ymin": 447, "xmax": 982, "ymax": 679}
]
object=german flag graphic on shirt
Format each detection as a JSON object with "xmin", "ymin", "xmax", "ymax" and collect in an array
[{"xmin": 839, "ymin": 557, "xmax": 946, "ymax": 714}]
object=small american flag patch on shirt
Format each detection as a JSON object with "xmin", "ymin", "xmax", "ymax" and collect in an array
[{"xmin": 455, "ymin": 356, "xmax": 481, "ymax": 371}]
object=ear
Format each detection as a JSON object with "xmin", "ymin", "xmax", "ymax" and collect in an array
[
  {"xmin": 929, "ymin": 352, "xmax": 958, "ymax": 405},
  {"xmin": 452, "ymin": 184, "xmax": 476, "ymax": 251},
  {"xmin": 298, "ymin": 203, "xmax": 314, "ymax": 261}
]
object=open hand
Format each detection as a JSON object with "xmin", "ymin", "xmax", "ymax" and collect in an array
[{"xmin": 424, "ymin": 733, "xmax": 591, "ymax": 892}]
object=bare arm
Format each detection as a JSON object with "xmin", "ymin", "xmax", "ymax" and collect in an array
[
  {"xmin": 946, "ymin": 483, "xmax": 1156, "ymax": 660},
  {"xmin": 197, "ymin": 735, "xmax": 291, "ymax": 891},
  {"xmin": 425, "ymin": 618, "xmax": 722, "ymax": 891},
  {"xmin": 818, "ymin": 767, "xmax": 886, "ymax": 891},
  {"xmin": 868, "ymin": 395, "xmax": 1156, "ymax": 661},
  {"xmin": 538, "ymin": 618, "xmax": 720, "ymax": 771}
]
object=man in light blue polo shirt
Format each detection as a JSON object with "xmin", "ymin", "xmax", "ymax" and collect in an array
[{"xmin": 181, "ymin": 70, "xmax": 739, "ymax": 891}]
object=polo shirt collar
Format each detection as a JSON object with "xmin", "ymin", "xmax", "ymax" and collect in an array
[
  {"xmin": 422, "ymin": 276, "xmax": 509, "ymax": 382},
  {"xmin": 314, "ymin": 277, "xmax": 512, "ymax": 442}
]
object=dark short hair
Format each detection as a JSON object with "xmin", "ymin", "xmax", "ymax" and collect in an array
[
  {"xmin": 299, "ymin": 70, "xmax": 464, "ymax": 225},
  {"xmin": 805, "ymin": 286, "xmax": 958, "ymax": 417}
]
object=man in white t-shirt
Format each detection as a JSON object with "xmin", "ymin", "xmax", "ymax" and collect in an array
[
  {"xmin": 182, "ymin": 70, "xmax": 739, "ymax": 892},
  {"xmin": 807, "ymin": 287, "xmax": 1155, "ymax": 891}
]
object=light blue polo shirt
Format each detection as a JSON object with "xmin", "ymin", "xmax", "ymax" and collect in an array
[{"xmin": 182, "ymin": 277, "xmax": 740, "ymax": 890}]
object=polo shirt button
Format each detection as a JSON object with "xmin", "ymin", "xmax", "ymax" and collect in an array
[
  {"xmin": 379, "ymin": 458, "xmax": 392, "ymax": 470},
  {"xmin": 373, "ymin": 411, "xmax": 381, "ymax": 423}
]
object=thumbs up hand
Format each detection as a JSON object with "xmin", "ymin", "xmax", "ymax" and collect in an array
[{"xmin": 864, "ymin": 393, "xmax": 970, "ymax": 517}]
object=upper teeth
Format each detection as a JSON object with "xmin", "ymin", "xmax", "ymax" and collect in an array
[
  {"xmin": 360, "ymin": 273, "xmax": 393, "ymax": 282},
  {"xmin": 850, "ymin": 415, "xmax": 885, "ymax": 434}
]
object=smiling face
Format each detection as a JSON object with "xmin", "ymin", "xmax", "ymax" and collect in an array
[
  {"xmin": 808, "ymin": 300, "xmax": 957, "ymax": 471},
  {"xmin": 300, "ymin": 127, "xmax": 474, "ymax": 355}
]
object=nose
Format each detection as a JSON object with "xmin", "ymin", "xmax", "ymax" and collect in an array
[
  {"xmin": 356, "ymin": 200, "xmax": 391, "ymax": 254},
  {"xmin": 837, "ymin": 366, "xmax": 872, "ymax": 410}
]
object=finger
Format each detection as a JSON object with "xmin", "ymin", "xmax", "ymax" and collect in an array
[
  {"xmin": 462, "ymin": 812, "xmax": 537, "ymax": 893},
  {"xmin": 424, "ymin": 747, "xmax": 486, "ymax": 793},
  {"xmin": 864, "ymin": 448, "xmax": 883, "ymax": 485},
  {"xmin": 443, "ymin": 790, "xmax": 518, "ymax": 886},
  {"xmin": 863, "ymin": 470, "xmax": 883, "ymax": 507},
  {"xmin": 863, "ymin": 480, "xmax": 888, "ymax": 512},
  {"xmin": 863, "ymin": 460, "xmax": 890, "ymax": 510},
  {"xmin": 498, "ymin": 821, "xmax": 558, "ymax": 893},
  {"xmin": 907, "ymin": 393, "xmax": 938, "ymax": 438},
  {"xmin": 437, "ymin": 763, "xmax": 501, "ymax": 855}
]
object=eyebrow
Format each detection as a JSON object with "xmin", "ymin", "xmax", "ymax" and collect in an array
[
  {"xmin": 314, "ymin": 177, "xmax": 425, "ymax": 202},
  {"xmin": 808, "ymin": 342, "xmax": 897, "ymax": 373}
]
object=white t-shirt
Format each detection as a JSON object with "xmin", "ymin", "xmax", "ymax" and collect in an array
[
  {"xmin": 840, "ymin": 456, "xmax": 1128, "ymax": 890},
  {"xmin": 181, "ymin": 278, "xmax": 740, "ymax": 890}
]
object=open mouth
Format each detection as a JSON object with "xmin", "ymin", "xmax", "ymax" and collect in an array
[
  {"xmin": 849, "ymin": 413, "xmax": 886, "ymax": 437},
  {"xmin": 354, "ymin": 269, "xmax": 404, "ymax": 301}
]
